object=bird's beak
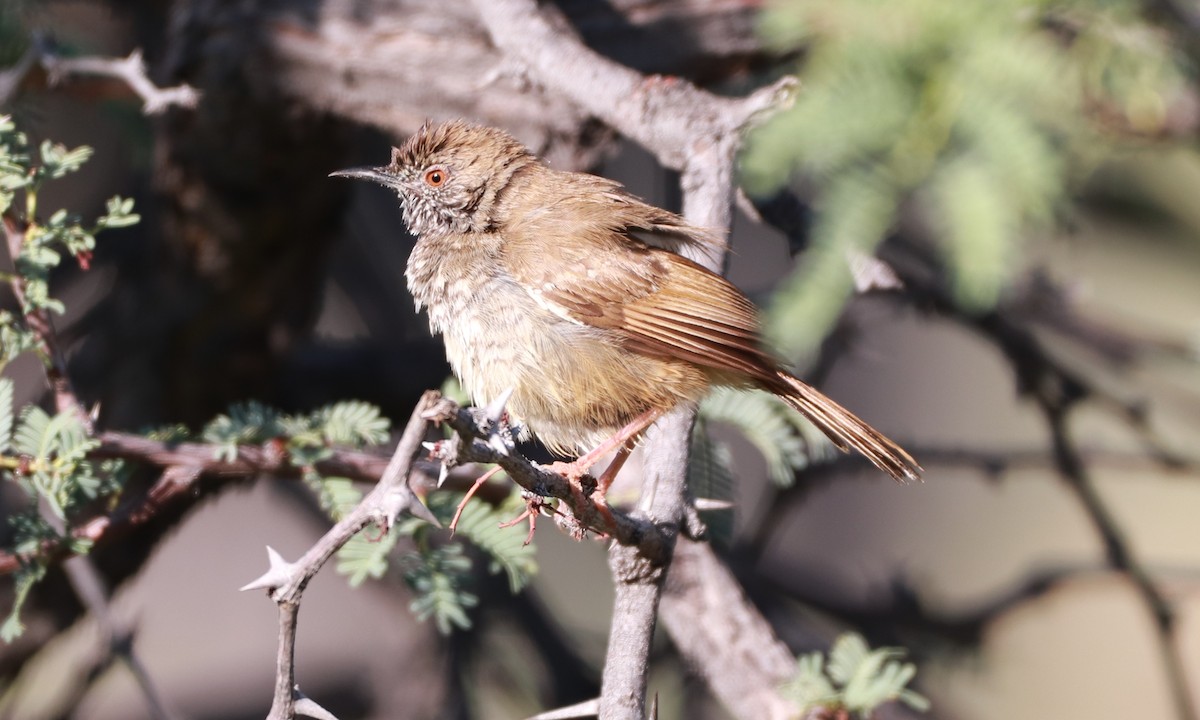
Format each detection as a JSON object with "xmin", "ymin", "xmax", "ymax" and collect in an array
[{"xmin": 329, "ymin": 166, "xmax": 396, "ymax": 187}]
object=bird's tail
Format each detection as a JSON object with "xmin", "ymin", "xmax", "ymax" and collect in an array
[{"xmin": 772, "ymin": 371, "xmax": 922, "ymax": 483}]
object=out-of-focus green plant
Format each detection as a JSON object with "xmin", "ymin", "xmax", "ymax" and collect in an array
[
  {"xmin": 782, "ymin": 632, "xmax": 929, "ymax": 718},
  {"xmin": 745, "ymin": 0, "xmax": 1189, "ymax": 358},
  {"xmin": 0, "ymin": 116, "xmax": 138, "ymax": 641}
]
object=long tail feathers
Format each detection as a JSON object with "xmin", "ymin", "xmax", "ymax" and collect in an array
[{"xmin": 774, "ymin": 371, "xmax": 922, "ymax": 483}]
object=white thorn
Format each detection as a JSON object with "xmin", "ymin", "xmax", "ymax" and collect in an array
[
  {"xmin": 294, "ymin": 688, "xmax": 339, "ymax": 720},
  {"xmin": 239, "ymin": 546, "xmax": 293, "ymax": 592},
  {"xmin": 437, "ymin": 462, "xmax": 450, "ymax": 488},
  {"xmin": 422, "ymin": 441, "xmax": 438, "ymax": 453},
  {"xmin": 525, "ymin": 697, "xmax": 600, "ymax": 719},
  {"xmin": 484, "ymin": 387, "xmax": 515, "ymax": 424},
  {"xmin": 693, "ymin": 497, "xmax": 735, "ymax": 511},
  {"xmin": 488, "ymin": 433, "xmax": 511, "ymax": 457}
]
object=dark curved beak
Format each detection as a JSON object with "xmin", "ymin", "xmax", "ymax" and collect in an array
[{"xmin": 329, "ymin": 166, "xmax": 395, "ymax": 187}]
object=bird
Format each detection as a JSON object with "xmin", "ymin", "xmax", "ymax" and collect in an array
[{"xmin": 332, "ymin": 119, "xmax": 921, "ymax": 516}]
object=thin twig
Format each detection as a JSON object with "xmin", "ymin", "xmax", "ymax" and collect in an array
[
  {"xmin": 1043, "ymin": 403, "xmax": 1198, "ymax": 720},
  {"xmin": 0, "ymin": 36, "xmax": 199, "ymax": 113}
]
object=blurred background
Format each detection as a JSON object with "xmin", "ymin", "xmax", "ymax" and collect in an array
[{"xmin": 1, "ymin": 1, "xmax": 1199, "ymax": 719}]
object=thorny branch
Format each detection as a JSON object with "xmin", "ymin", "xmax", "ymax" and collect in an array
[
  {"xmin": 243, "ymin": 391, "xmax": 439, "ymax": 720},
  {"xmin": 429, "ymin": 399, "xmax": 673, "ymax": 562}
]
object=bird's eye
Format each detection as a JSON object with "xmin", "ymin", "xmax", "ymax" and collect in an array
[{"xmin": 424, "ymin": 167, "xmax": 448, "ymax": 187}]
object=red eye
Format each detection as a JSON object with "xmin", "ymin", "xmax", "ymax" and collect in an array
[{"xmin": 424, "ymin": 167, "xmax": 447, "ymax": 187}]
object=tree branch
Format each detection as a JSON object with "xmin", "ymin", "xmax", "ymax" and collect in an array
[
  {"xmin": 242, "ymin": 391, "xmax": 440, "ymax": 720},
  {"xmin": 0, "ymin": 36, "xmax": 199, "ymax": 113}
]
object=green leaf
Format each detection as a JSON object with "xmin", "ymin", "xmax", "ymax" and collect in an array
[
  {"xmin": 781, "ymin": 632, "xmax": 928, "ymax": 716},
  {"xmin": 404, "ymin": 544, "xmax": 478, "ymax": 634},
  {"xmin": 929, "ymin": 157, "xmax": 1017, "ymax": 311},
  {"xmin": 202, "ymin": 401, "xmax": 284, "ymax": 461},
  {"xmin": 433, "ymin": 490, "xmax": 538, "ymax": 593},
  {"xmin": 1, "ymin": 563, "xmax": 46, "ymax": 642},
  {"xmin": 765, "ymin": 169, "xmax": 897, "ymax": 360},
  {"xmin": 13, "ymin": 405, "xmax": 51, "ymax": 458},
  {"xmin": 303, "ymin": 472, "xmax": 362, "ymax": 520},
  {"xmin": 96, "ymin": 195, "xmax": 140, "ymax": 228},
  {"xmin": 780, "ymin": 652, "xmax": 839, "ymax": 710},
  {"xmin": 337, "ymin": 524, "xmax": 400, "ymax": 586},
  {"xmin": 699, "ymin": 388, "xmax": 813, "ymax": 486},
  {"xmin": 317, "ymin": 400, "xmax": 390, "ymax": 446},
  {"xmin": 827, "ymin": 632, "xmax": 871, "ymax": 686},
  {"xmin": 38, "ymin": 141, "xmax": 92, "ymax": 179}
]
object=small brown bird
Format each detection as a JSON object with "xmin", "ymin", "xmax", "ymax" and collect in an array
[{"xmin": 334, "ymin": 120, "xmax": 920, "ymax": 503}]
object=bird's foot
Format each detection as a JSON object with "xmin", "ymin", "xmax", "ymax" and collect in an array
[
  {"xmin": 498, "ymin": 491, "xmax": 553, "ymax": 546},
  {"xmin": 546, "ymin": 459, "xmax": 591, "ymax": 483}
]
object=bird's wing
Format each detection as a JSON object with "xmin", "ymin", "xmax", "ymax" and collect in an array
[{"xmin": 501, "ymin": 185, "xmax": 776, "ymax": 380}]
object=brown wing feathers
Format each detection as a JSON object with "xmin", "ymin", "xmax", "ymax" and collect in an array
[
  {"xmin": 623, "ymin": 257, "xmax": 922, "ymax": 484},
  {"xmin": 504, "ymin": 179, "xmax": 922, "ymax": 483}
]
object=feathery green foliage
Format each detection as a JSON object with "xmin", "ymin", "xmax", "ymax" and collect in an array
[
  {"xmin": 200, "ymin": 394, "xmax": 539, "ymax": 631},
  {"xmin": 781, "ymin": 632, "xmax": 929, "ymax": 717},
  {"xmin": 745, "ymin": 0, "xmax": 1187, "ymax": 357},
  {"xmin": 0, "ymin": 117, "xmax": 138, "ymax": 640},
  {"xmin": 698, "ymin": 387, "xmax": 836, "ymax": 486},
  {"xmin": 404, "ymin": 543, "xmax": 479, "ymax": 635},
  {"xmin": 430, "ymin": 490, "xmax": 538, "ymax": 594}
]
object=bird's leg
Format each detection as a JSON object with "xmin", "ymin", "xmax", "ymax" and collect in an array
[
  {"xmin": 449, "ymin": 465, "xmax": 504, "ymax": 535},
  {"xmin": 547, "ymin": 407, "xmax": 663, "ymax": 488},
  {"xmin": 547, "ymin": 408, "xmax": 663, "ymax": 533},
  {"xmin": 595, "ymin": 438, "xmax": 637, "ymax": 498}
]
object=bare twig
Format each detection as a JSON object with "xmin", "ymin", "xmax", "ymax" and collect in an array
[
  {"xmin": 40, "ymin": 47, "xmax": 200, "ymax": 114},
  {"xmin": 0, "ymin": 36, "xmax": 199, "ymax": 113},
  {"xmin": 660, "ymin": 539, "xmax": 800, "ymax": 720},
  {"xmin": 243, "ymin": 391, "xmax": 440, "ymax": 720}
]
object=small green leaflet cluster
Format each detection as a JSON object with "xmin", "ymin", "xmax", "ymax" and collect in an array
[
  {"xmin": 0, "ymin": 378, "xmax": 128, "ymax": 640},
  {"xmin": 0, "ymin": 116, "xmax": 139, "ymax": 318},
  {"xmin": 781, "ymin": 632, "xmax": 929, "ymax": 718},
  {"xmin": 698, "ymin": 387, "xmax": 836, "ymax": 487},
  {"xmin": 202, "ymin": 399, "xmax": 539, "ymax": 634},
  {"xmin": 335, "ymin": 490, "xmax": 538, "ymax": 635}
]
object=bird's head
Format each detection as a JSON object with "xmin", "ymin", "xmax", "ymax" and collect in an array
[{"xmin": 331, "ymin": 119, "xmax": 534, "ymax": 239}]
